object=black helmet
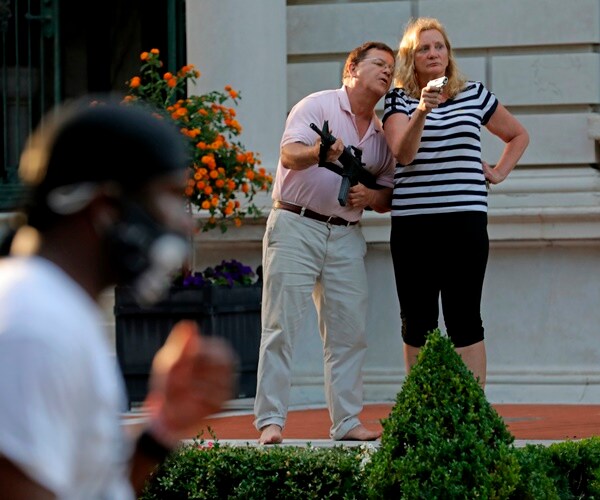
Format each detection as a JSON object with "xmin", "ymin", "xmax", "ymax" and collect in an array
[{"xmin": 19, "ymin": 96, "xmax": 190, "ymax": 228}]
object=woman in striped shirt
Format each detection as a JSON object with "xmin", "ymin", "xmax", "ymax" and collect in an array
[{"xmin": 383, "ymin": 17, "xmax": 529, "ymax": 387}]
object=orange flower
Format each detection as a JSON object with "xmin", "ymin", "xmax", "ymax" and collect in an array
[
  {"xmin": 210, "ymin": 139, "xmax": 224, "ymax": 149},
  {"xmin": 201, "ymin": 155, "xmax": 216, "ymax": 169},
  {"xmin": 124, "ymin": 48, "xmax": 272, "ymax": 232},
  {"xmin": 181, "ymin": 128, "xmax": 199, "ymax": 138}
]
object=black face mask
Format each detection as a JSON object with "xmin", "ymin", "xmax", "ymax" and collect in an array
[{"xmin": 106, "ymin": 200, "xmax": 188, "ymax": 305}]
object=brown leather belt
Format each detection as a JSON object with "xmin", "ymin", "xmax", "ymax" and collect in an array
[{"xmin": 273, "ymin": 200, "xmax": 358, "ymax": 227}]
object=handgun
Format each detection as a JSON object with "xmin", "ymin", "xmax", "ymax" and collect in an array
[{"xmin": 427, "ymin": 76, "xmax": 448, "ymax": 89}]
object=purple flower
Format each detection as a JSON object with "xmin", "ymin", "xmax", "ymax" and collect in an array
[{"xmin": 177, "ymin": 260, "xmax": 258, "ymax": 288}]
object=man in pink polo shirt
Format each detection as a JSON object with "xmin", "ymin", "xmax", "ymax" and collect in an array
[{"xmin": 254, "ymin": 41, "xmax": 396, "ymax": 444}]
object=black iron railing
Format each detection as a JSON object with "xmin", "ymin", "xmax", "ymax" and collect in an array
[{"xmin": 0, "ymin": 0, "xmax": 58, "ymax": 211}]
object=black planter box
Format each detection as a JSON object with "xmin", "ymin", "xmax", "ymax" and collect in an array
[{"xmin": 114, "ymin": 284, "xmax": 262, "ymax": 407}]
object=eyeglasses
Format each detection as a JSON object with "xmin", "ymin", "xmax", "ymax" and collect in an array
[{"xmin": 361, "ymin": 57, "xmax": 395, "ymax": 73}]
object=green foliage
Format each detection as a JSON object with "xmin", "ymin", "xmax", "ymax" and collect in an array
[
  {"xmin": 137, "ymin": 330, "xmax": 600, "ymax": 498},
  {"xmin": 365, "ymin": 329, "xmax": 519, "ymax": 499},
  {"xmin": 125, "ymin": 49, "xmax": 272, "ymax": 232},
  {"xmin": 140, "ymin": 441, "xmax": 371, "ymax": 499},
  {"xmin": 510, "ymin": 444, "xmax": 560, "ymax": 499},
  {"xmin": 550, "ymin": 436, "xmax": 600, "ymax": 497},
  {"xmin": 511, "ymin": 437, "xmax": 600, "ymax": 499}
]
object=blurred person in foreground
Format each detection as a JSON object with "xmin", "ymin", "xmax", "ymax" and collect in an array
[
  {"xmin": 0, "ymin": 98, "xmax": 235, "ymax": 499},
  {"xmin": 254, "ymin": 41, "xmax": 396, "ymax": 445},
  {"xmin": 383, "ymin": 18, "xmax": 529, "ymax": 386}
]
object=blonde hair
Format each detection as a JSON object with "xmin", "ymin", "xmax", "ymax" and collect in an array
[{"xmin": 394, "ymin": 17, "xmax": 467, "ymax": 99}]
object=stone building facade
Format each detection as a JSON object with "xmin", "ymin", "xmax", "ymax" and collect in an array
[{"xmin": 131, "ymin": 0, "xmax": 600, "ymax": 405}]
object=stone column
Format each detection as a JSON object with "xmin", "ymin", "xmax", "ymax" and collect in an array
[{"xmin": 186, "ymin": 0, "xmax": 287, "ymax": 172}]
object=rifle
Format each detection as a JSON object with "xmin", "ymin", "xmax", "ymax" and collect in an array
[{"xmin": 309, "ymin": 120, "xmax": 382, "ymax": 206}]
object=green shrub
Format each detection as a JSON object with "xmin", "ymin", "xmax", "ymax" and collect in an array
[
  {"xmin": 511, "ymin": 437, "xmax": 600, "ymax": 499},
  {"xmin": 549, "ymin": 437, "xmax": 600, "ymax": 498},
  {"xmin": 138, "ymin": 329, "xmax": 600, "ymax": 498},
  {"xmin": 365, "ymin": 329, "xmax": 519, "ymax": 499},
  {"xmin": 140, "ymin": 440, "xmax": 372, "ymax": 499},
  {"xmin": 510, "ymin": 444, "xmax": 560, "ymax": 499}
]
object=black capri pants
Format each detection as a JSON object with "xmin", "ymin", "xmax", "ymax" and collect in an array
[{"xmin": 390, "ymin": 211, "xmax": 489, "ymax": 348}]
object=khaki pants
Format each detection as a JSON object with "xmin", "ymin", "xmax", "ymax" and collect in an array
[{"xmin": 253, "ymin": 208, "xmax": 369, "ymax": 440}]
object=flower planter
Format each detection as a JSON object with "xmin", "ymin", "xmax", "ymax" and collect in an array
[{"xmin": 114, "ymin": 284, "xmax": 262, "ymax": 407}]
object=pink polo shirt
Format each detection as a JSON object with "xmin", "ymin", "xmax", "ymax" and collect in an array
[{"xmin": 272, "ymin": 86, "xmax": 395, "ymax": 221}]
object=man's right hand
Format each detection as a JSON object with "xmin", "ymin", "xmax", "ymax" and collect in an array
[
  {"xmin": 323, "ymin": 137, "xmax": 345, "ymax": 163},
  {"xmin": 143, "ymin": 320, "xmax": 236, "ymax": 446}
]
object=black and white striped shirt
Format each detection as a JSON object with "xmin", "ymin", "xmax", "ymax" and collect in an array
[{"xmin": 383, "ymin": 81, "xmax": 498, "ymax": 216}]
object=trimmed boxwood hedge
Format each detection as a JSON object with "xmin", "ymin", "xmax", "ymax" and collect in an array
[
  {"xmin": 365, "ymin": 329, "xmax": 519, "ymax": 498},
  {"xmin": 140, "ymin": 442, "xmax": 372, "ymax": 499},
  {"xmin": 140, "ymin": 330, "xmax": 600, "ymax": 499}
]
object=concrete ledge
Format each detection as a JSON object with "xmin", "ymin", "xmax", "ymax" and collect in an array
[
  {"xmin": 289, "ymin": 375, "xmax": 600, "ymax": 407},
  {"xmin": 189, "ymin": 202, "xmax": 600, "ymax": 246}
]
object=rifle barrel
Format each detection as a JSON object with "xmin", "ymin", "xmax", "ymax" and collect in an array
[{"xmin": 309, "ymin": 122, "xmax": 325, "ymax": 139}]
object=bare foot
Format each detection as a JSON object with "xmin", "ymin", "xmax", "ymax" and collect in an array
[
  {"xmin": 259, "ymin": 424, "xmax": 283, "ymax": 445},
  {"xmin": 339, "ymin": 424, "xmax": 381, "ymax": 441}
]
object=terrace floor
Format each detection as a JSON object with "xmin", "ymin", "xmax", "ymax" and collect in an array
[{"xmin": 125, "ymin": 400, "xmax": 600, "ymax": 447}]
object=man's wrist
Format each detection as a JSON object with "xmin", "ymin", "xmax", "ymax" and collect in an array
[{"xmin": 147, "ymin": 414, "xmax": 181, "ymax": 449}]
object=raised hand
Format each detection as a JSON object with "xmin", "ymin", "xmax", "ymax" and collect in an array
[{"xmin": 143, "ymin": 320, "xmax": 236, "ymax": 445}]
